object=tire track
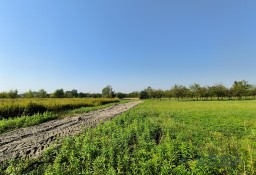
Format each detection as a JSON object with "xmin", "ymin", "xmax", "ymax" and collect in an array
[{"xmin": 0, "ymin": 101, "xmax": 142, "ymax": 163}]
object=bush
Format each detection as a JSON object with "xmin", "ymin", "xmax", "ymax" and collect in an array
[{"xmin": 23, "ymin": 103, "xmax": 47, "ymax": 116}]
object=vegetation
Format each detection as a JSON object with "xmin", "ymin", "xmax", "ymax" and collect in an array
[
  {"xmin": 0, "ymin": 100, "xmax": 128, "ymax": 134},
  {"xmin": 1, "ymin": 80, "xmax": 255, "ymax": 100},
  {"xmin": 0, "ymin": 112, "xmax": 58, "ymax": 134},
  {"xmin": 3, "ymin": 100, "xmax": 256, "ymax": 174},
  {"xmin": 139, "ymin": 80, "xmax": 256, "ymax": 100},
  {"xmin": 102, "ymin": 85, "xmax": 115, "ymax": 98},
  {"xmin": 0, "ymin": 98, "xmax": 119, "ymax": 119}
]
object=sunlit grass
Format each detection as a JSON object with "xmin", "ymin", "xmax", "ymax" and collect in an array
[{"xmin": 2, "ymin": 100, "xmax": 256, "ymax": 174}]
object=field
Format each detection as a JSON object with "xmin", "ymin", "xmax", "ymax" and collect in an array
[
  {"xmin": 0, "ymin": 98, "xmax": 120, "ymax": 119},
  {"xmin": 1, "ymin": 100, "xmax": 256, "ymax": 174},
  {"xmin": 0, "ymin": 98, "xmax": 120, "ymax": 133}
]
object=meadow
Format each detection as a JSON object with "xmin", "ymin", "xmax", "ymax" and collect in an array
[{"xmin": 2, "ymin": 100, "xmax": 256, "ymax": 174}]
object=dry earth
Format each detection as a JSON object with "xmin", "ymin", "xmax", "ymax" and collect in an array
[{"xmin": 0, "ymin": 101, "xmax": 142, "ymax": 163}]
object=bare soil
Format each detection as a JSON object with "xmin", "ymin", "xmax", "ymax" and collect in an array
[{"xmin": 0, "ymin": 101, "xmax": 142, "ymax": 163}]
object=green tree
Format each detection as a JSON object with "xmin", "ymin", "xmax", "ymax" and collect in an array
[
  {"xmin": 116, "ymin": 92, "xmax": 126, "ymax": 99},
  {"xmin": 23, "ymin": 90, "xmax": 34, "ymax": 98},
  {"xmin": 102, "ymin": 85, "xmax": 114, "ymax": 98},
  {"xmin": 171, "ymin": 85, "xmax": 188, "ymax": 100},
  {"xmin": 8, "ymin": 90, "xmax": 18, "ymax": 98},
  {"xmin": 38, "ymin": 89, "xmax": 48, "ymax": 98},
  {"xmin": 0, "ymin": 92, "xmax": 8, "ymax": 98},
  {"xmin": 249, "ymin": 85, "xmax": 256, "ymax": 99},
  {"xmin": 189, "ymin": 83, "xmax": 201, "ymax": 100},
  {"xmin": 139, "ymin": 90, "xmax": 148, "ymax": 99},
  {"xmin": 146, "ymin": 86, "xmax": 155, "ymax": 99},
  {"xmin": 211, "ymin": 84, "xmax": 227, "ymax": 100},
  {"xmin": 232, "ymin": 80, "xmax": 251, "ymax": 99},
  {"xmin": 65, "ymin": 89, "xmax": 78, "ymax": 98},
  {"xmin": 155, "ymin": 89, "xmax": 163, "ymax": 100},
  {"xmin": 52, "ymin": 89, "xmax": 65, "ymax": 98}
]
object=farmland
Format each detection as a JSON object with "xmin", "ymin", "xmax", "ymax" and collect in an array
[
  {"xmin": 0, "ymin": 98, "xmax": 120, "ymax": 119},
  {"xmin": 2, "ymin": 100, "xmax": 256, "ymax": 174},
  {"xmin": 0, "ymin": 98, "xmax": 120, "ymax": 133}
]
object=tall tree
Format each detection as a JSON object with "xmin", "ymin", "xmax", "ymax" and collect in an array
[{"xmin": 102, "ymin": 85, "xmax": 114, "ymax": 98}]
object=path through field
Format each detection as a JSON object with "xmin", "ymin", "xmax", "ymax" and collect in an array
[{"xmin": 0, "ymin": 101, "xmax": 142, "ymax": 163}]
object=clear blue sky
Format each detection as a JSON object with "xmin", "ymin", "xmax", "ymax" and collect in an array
[{"xmin": 0, "ymin": 0, "xmax": 256, "ymax": 93}]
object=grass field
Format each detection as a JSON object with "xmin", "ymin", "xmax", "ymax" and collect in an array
[{"xmin": 2, "ymin": 100, "xmax": 256, "ymax": 174}]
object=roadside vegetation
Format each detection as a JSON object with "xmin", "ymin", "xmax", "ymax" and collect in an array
[
  {"xmin": 2, "ymin": 100, "xmax": 256, "ymax": 174},
  {"xmin": 0, "ymin": 98, "xmax": 119, "ymax": 120},
  {"xmin": 0, "ymin": 98, "xmax": 122, "ymax": 134}
]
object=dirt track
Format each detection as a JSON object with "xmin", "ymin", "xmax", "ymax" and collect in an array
[{"xmin": 0, "ymin": 101, "xmax": 142, "ymax": 163}]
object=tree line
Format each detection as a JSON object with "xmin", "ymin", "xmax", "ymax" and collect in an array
[
  {"xmin": 139, "ymin": 80, "xmax": 256, "ymax": 100},
  {"xmin": 0, "ymin": 86, "xmax": 139, "ymax": 99},
  {"xmin": 1, "ymin": 80, "xmax": 255, "ymax": 100}
]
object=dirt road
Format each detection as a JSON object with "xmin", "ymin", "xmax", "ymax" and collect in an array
[{"xmin": 0, "ymin": 101, "xmax": 142, "ymax": 163}]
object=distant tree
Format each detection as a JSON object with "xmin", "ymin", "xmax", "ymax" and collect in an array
[
  {"xmin": 116, "ymin": 92, "xmax": 126, "ymax": 99},
  {"xmin": 146, "ymin": 86, "xmax": 155, "ymax": 99},
  {"xmin": 127, "ymin": 91, "xmax": 140, "ymax": 98},
  {"xmin": 71, "ymin": 89, "xmax": 78, "ymax": 98},
  {"xmin": 37, "ymin": 89, "xmax": 48, "ymax": 98},
  {"xmin": 211, "ymin": 84, "xmax": 227, "ymax": 100},
  {"xmin": 200, "ymin": 87, "xmax": 209, "ymax": 100},
  {"xmin": 78, "ymin": 92, "xmax": 87, "ymax": 98},
  {"xmin": 102, "ymin": 85, "xmax": 114, "ymax": 98},
  {"xmin": 65, "ymin": 89, "xmax": 78, "ymax": 98},
  {"xmin": 8, "ymin": 90, "xmax": 18, "ymax": 98},
  {"xmin": 92, "ymin": 93, "xmax": 102, "ymax": 98},
  {"xmin": 52, "ymin": 89, "xmax": 65, "ymax": 98},
  {"xmin": 0, "ymin": 92, "xmax": 8, "ymax": 98},
  {"xmin": 24, "ymin": 90, "xmax": 34, "ymax": 98},
  {"xmin": 171, "ymin": 85, "xmax": 188, "ymax": 100},
  {"xmin": 249, "ymin": 85, "xmax": 256, "ymax": 99},
  {"xmin": 189, "ymin": 83, "xmax": 201, "ymax": 100},
  {"xmin": 139, "ymin": 90, "xmax": 148, "ymax": 99},
  {"xmin": 232, "ymin": 80, "xmax": 251, "ymax": 99},
  {"xmin": 155, "ymin": 89, "xmax": 163, "ymax": 100},
  {"xmin": 165, "ymin": 90, "xmax": 173, "ymax": 100}
]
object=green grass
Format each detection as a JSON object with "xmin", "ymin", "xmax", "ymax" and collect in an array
[
  {"xmin": 2, "ymin": 100, "xmax": 256, "ymax": 174},
  {"xmin": 0, "ymin": 112, "xmax": 58, "ymax": 134}
]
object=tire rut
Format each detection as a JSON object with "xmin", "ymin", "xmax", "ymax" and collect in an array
[{"xmin": 0, "ymin": 101, "xmax": 142, "ymax": 163}]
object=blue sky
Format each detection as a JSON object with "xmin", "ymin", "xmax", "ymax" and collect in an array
[{"xmin": 0, "ymin": 0, "xmax": 256, "ymax": 93}]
